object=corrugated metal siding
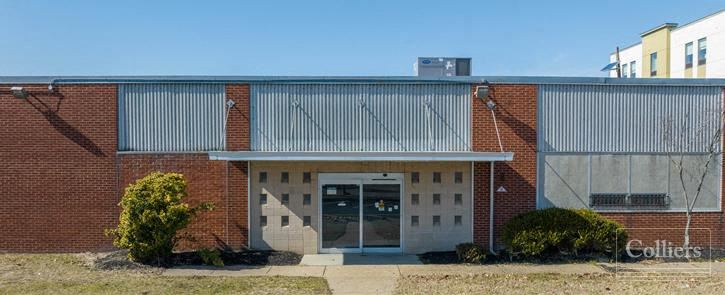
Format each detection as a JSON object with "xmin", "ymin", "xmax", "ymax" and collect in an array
[
  {"xmin": 539, "ymin": 84, "xmax": 723, "ymax": 153},
  {"xmin": 118, "ymin": 84, "xmax": 225, "ymax": 151},
  {"xmin": 251, "ymin": 84, "xmax": 471, "ymax": 151}
]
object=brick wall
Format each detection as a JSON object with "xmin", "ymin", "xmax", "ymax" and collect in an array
[
  {"xmin": 471, "ymin": 84, "xmax": 538, "ymax": 248},
  {"xmin": 0, "ymin": 84, "xmax": 118, "ymax": 252},
  {"xmin": 0, "ymin": 83, "xmax": 250, "ymax": 253}
]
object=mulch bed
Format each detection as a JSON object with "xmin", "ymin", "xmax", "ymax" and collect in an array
[{"xmin": 171, "ymin": 250, "xmax": 302, "ymax": 266}]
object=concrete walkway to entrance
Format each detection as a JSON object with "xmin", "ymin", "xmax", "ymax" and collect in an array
[{"xmin": 162, "ymin": 257, "xmax": 725, "ymax": 295}]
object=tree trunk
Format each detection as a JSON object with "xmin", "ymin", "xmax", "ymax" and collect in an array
[{"xmin": 684, "ymin": 212, "xmax": 692, "ymax": 258}]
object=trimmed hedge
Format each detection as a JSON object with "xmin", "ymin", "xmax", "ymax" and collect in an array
[
  {"xmin": 502, "ymin": 208, "xmax": 627, "ymax": 257},
  {"xmin": 455, "ymin": 243, "xmax": 487, "ymax": 263}
]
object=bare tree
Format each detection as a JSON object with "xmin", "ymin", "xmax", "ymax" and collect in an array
[{"xmin": 664, "ymin": 110, "xmax": 724, "ymax": 254}]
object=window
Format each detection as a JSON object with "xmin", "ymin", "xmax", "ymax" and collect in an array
[
  {"xmin": 454, "ymin": 172, "xmax": 463, "ymax": 184},
  {"xmin": 411, "ymin": 194, "xmax": 419, "ymax": 205},
  {"xmin": 411, "ymin": 216, "xmax": 419, "ymax": 227},
  {"xmin": 432, "ymin": 215, "xmax": 441, "ymax": 226},
  {"xmin": 411, "ymin": 172, "xmax": 420, "ymax": 183},
  {"xmin": 433, "ymin": 172, "xmax": 441, "ymax": 183},
  {"xmin": 685, "ymin": 42, "xmax": 694, "ymax": 68},
  {"xmin": 454, "ymin": 215, "xmax": 462, "ymax": 226},
  {"xmin": 303, "ymin": 216, "xmax": 311, "ymax": 227},
  {"xmin": 281, "ymin": 194, "xmax": 289, "ymax": 206},
  {"xmin": 303, "ymin": 194, "xmax": 311, "ymax": 206},
  {"xmin": 630, "ymin": 61, "xmax": 636, "ymax": 78},
  {"xmin": 281, "ymin": 216, "xmax": 289, "ymax": 227},
  {"xmin": 303, "ymin": 172, "xmax": 311, "ymax": 183},
  {"xmin": 454, "ymin": 193, "xmax": 463, "ymax": 205},
  {"xmin": 621, "ymin": 63, "xmax": 628, "ymax": 78},
  {"xmin": 281, "ymin": 172, "xmax": 289, "ymax": 183},
  {"xmin": 260, "ymin": 194, "xmax": 267, "ymax": 205},
  {"xmin": 433, "ymin": 194, "xmax": 441, "ymax": 205},
  {"xmin": 260, "ymin": 216, "xmax": 267, "ymax": 227},
  {"xmin": 650, "ymin": 52, "xmax": 658, "ymax": 76},
  {"xmin": 259, "ymin": 172, "xmax": 267, "ymax": 183},
  {"xmin": 698, "ymin": 38, "xmax": 707, "ymax": 64}
]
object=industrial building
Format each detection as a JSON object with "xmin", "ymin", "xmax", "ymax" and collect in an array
[{"xmin": 1, "ymin": 74, "xmax": 724, "ymax": 253}]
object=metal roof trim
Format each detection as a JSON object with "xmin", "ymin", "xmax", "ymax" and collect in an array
[
  {"xmin": 1, "ymin": 75, "xmax": 724, "ymax": 86},
  {"xmin": 208, "ymin": 151, "xmax": 514, "ymax": 162}
]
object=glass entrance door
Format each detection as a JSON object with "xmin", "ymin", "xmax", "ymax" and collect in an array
[{"xmin": 319, "ymin": 174, "xmax": 402, "ymax": 253}]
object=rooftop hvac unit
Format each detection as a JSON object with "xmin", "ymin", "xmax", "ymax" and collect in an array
[{"xmin": 415, "ymin": 57, "xmax": 471, "ymax": 77}]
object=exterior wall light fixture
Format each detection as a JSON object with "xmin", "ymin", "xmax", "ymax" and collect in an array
[{"xmin": 10, "ymin": 86, "xmax": 28, "ymax": 99}]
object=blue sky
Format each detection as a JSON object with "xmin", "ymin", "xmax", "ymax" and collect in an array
[{"xmin": 0, "ymin": 0, "xmax": 722, "ymax": 76}]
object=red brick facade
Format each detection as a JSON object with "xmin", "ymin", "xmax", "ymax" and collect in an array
[
  {"xmin": 0, "ymin": 83, "xmax": 250, "ymax": 252},
  {"xmin": 471, "ymin": 84, "xmax": 538, "ymax": 248}
]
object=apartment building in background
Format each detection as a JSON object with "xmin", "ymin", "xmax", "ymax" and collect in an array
[{"xmin": 608, "ymin": 9, "xmax": 724, "ymax": 78}]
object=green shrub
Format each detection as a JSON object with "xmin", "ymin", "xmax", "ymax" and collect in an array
[
  {"xmin": 106, "ymin": 172, "xmax": 213, "ymax": 265},
  {"xmin": 503, "ymin": 208, "xmax": 627, "ymax": 258},
  {"xmin": 198, "ymin": 248, "xmax": 224, "ymax": 267},
  {"xmin": 455, "ymin": 243, "xmax": 487, "ymax": 263}
]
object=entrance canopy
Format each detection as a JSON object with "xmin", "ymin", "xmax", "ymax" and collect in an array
[{"xmin": 208, "ymin": 151, "xmax": 513, "ymax": 162}]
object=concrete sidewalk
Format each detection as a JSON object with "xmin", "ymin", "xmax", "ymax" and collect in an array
[{"xmin": 163, "ymin": 262, "xmax": 725, "ymax": 295}]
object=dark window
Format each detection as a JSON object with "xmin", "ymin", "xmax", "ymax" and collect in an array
[
  {"xmin": 303, "ymin": 216, "xmax": 311, "ymax": 227},
  {"xmin": 411, "ymin": 194, "xmax": 419, "ymax": 205},
  {"xmin": 650, "ymin": 52, "xmax": 658, "ymax": 76},
  {"xmin": 303, "ymin": 172, "xmax": 311, "ymax": 183},
  {"xmin": 411, "ymin": 216, "xmax": 419, "ymax": 227},
  {"xmin": 281, "ymin": 216, "xmax": 289, "ymax": 227},
  {"xmin": 260, "ymin": 216, "xmax": 267, "ymax": 227},
  {"xmin": 685, "ymin": 42, "xmax": 694, "ymax": 68},
  {"xmin": 454, "ymin": 215, "xmax": 462, "ymax": 226},
  {"xmin": 454, "ymin": 172, "xmax": 463, "ymax": 184},
  {"xmin": 281, "ymin": 194, "xmax": 289, "ymax": 206},
  {"xmin": 454, "ymin": 193, "xmax": 463, "ymax": 205},
  {"xmin": 433, "ymin": 194, "xmax": 441, "ymax": 205},
  {"xmin": 630, "ymin": 61, "xmax": 636, "ymax": 78},
  {"xmin": 433, "ymin": 172, "xmax": 441, "ymax": 183},
  {"xmin": 698, "ymin": 38, "xmax": 707, "ymax": 64},
  {"xmin": 411, "ymin": 172, "xmax": 420, "ymax": 183},
  {"xmin": 259, "ymin": 172, "xmax": 267, "ymax": 183},
  {"xmin": 281, "ymin": 172, "xmax": 289, "ymax": 183},
  {"xmin": 303, "ymin": 194, "xmax": 311, "ymax": 206},
  {"xmin": 260, "ymin": 194, "xmax": 267, "ymax": 205},
  {"xmin": 433, "ymin": 215, "xmax": 441, "ymax": 226}
]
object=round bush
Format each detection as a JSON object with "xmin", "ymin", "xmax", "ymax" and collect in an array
[
  {"xmin": 503, "ymin": 208, "xmax": 627, "ymax": 258},
  {"xmin": 106, "ymin": 172, "xmax": 213, "ymax": 265}
]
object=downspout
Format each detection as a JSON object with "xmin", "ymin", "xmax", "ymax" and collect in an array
[{"xmin": 489, "ymin": 161, "xmax": 495, "ymax": 254}]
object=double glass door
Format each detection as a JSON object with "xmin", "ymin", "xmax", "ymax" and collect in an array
[{"xmin": 319, "ymin": 173, "xmax": 402, "ymax": 253}]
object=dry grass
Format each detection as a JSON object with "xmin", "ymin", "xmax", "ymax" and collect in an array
[
  {"xmin": 0, "ymin": 254, "xmax": 329, "ymax": 295},
  {"xmin": 396, "ymin": 272, "xmax": 725, "ymax": 295}
]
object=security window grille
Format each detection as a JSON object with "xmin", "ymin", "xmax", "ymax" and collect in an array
[
  {"xmin": 259, "ymin": 172, "xmax": 267, "ymax": 183},
  {"xmin": 433, "ymin": 194, "xmax": 441, "ymax": 205},
  {"xmin": 590, "ymin": 193, "xmax": 627, "ymax": 207},
  {"xmin": 630, "ymin": 193, "xmax": 670, "ymax": 208},
  {"xmin": 281, "ymin": 194, "xmax": 290, "ymax": 206},
  {"xmin": 281, "ymin": 172, "xmax": 289, "ymax": 183},
  {"xmin": 303, "ymin": 194, "xmax": 311, "ymax": 206}
]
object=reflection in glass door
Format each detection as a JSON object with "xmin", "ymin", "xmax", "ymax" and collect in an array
[
  {"xmin": 363, "ymin": 184, "xmax": 401, "ymax": 248},
  {"xmin": 321, "ymin": 184, "xmax": 360, "ymax": 249}
]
